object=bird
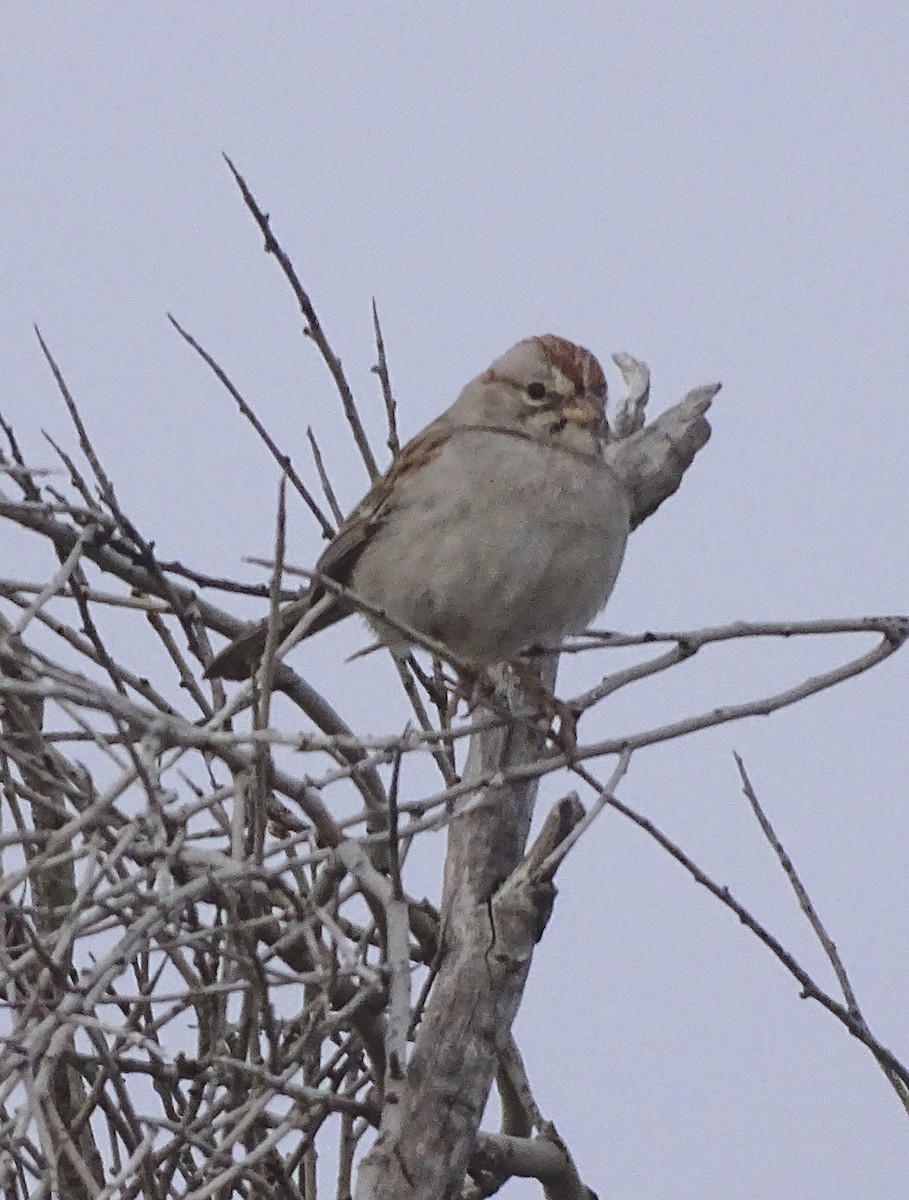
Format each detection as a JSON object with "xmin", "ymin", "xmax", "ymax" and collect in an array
[{"xmin": 205, "ymin": 334, "xmax": 631, "ymax": 683}]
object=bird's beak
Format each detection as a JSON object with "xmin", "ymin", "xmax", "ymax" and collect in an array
[{"xmin": 561, "ymin": 395, "xmax": 602, "ymax": 430}]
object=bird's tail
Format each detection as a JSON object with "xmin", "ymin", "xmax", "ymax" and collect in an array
[{"xmin": 204, "ymin": 597, "xmax": 315, "ymax": 680}]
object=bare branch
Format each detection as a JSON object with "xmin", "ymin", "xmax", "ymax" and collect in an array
[
  {"xmin": 609, "ymin": 350, "xmax": 650, "ymax": 439},
  {"xmin": 306, "ymin": 425, "xmax": 345, "ymax": 526},
  {"xmin": 606, "ymin": 380, "xmax": 719, "ymax": 528},
  {"xmin": 223, "ymin": 155, "xmax": 380, "ymax": 480},
  {"xmin": 355, "ymin": 662, "xmax": 574, "ymax": 1200},
  {"xmin": 169, "ymin": 314, "xmax": 336, "ymax": 540},
  {"xmin": 734, "ymin": 753, "xmax": 909, "ymax": 1114},
  {"xmin": 35, "ymin": 327, "xmax": 119, "ymax": 513},
  {"xmin": 371, "ymin": 300, "xmax": 399, "ymax": 456},
  {"xmin": 471, "ymin": 1125, "xmax": 595, "ymax": 1200},
  {"xmin": 1, "ymin": 207, "xmax": 902, "ymax": 1200},
  {"xmin": 735, "ymin": 753, "xmax": 862, "ymax": 1013},
  {"xmin": 598, "ymin": 785, "xmax": 909, "ymax": 1092}
]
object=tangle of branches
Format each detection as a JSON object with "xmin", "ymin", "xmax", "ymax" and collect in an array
[{"xmin": 0, "ymin": 163, "xmax": 905, "ymax": 1200}]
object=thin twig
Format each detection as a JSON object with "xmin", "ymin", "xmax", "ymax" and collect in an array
[
  {"xmin": 733, "ymin": 753, "xmax": 864, "ymax": 1017},
  {"xmin": 306, "ymin": 426, "xmax": 345, "ymax": 526},
  {"xmin": 8, "ymin": 528, "xmax": 92, "ymax": 638},
  {"xmin": 168, "ymin": 314, "xmax": 335, "ymax": 540},
  {"xmin": 386, "ymin": 740, "xmax": 404, "ymax": 903},
  {"xmin": 598, "ymin": 787, "xmax": 909, "ymax": 1090},
  {"xmin": 34, "ymin": 328, "xmax": 119, "ymax": 511},
  {"xmin": 223, "ymin": 155, "xmax": 380, "ymax": 480},
  {"xmin": 371, "ymin": 299, "xmax": 399, "ymax": 456},
  {"xmin": 535, "ymin": 750, "xmax": 633, "ymax": 878}
]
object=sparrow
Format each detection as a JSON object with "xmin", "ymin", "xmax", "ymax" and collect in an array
[{"xmin": 206, "ymin": 335, "xmax": 630, "ymax": 681}]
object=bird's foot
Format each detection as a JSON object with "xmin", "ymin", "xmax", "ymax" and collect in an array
[
  {"xmin": 507, "ymin": 660, "xmax": 579, "ymax": 757},
  {"xmin": 445, "ymin": 667, "xmax": 497, "ymax": 722}
]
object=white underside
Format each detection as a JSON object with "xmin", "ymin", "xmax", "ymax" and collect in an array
[{"xmin": 350, "ymin": 427, "xmax": 630, "ymax": 662}]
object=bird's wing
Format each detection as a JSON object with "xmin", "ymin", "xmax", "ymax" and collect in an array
[
  {"xmin": 205, "ymin": 422, "xmax": 451, "ymax": 679},
  {"xmin": 311, "ymin": 420, "xmax": 451, "ymax": 599}
]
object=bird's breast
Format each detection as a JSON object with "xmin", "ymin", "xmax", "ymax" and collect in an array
[{"xmin": 351, "ymin": 428, "xmax": 630, "ymax": 661}]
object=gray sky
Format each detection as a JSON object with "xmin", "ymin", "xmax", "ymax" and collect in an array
[{"xmin": 2, "ymin": 4, "xmax": 907, "ymax": 1196}]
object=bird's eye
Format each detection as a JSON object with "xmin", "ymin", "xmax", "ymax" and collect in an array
[{"xmin": 526, "ymin": 382, "xmax": 547, "ymax": 401}]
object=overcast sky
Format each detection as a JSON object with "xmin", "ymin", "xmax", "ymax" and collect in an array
[{"xmin": 1, "ymin": 4, "xmax": 907, "ymax": 1197}]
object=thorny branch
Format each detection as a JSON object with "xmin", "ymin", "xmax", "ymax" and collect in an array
[
  {"xmin": 0, "ymin": 166, "xmax": 905, "ymax": 1199},
  {"xmin": 223, "ymin": 154, "xmax": 380, "ymax": 482}
]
